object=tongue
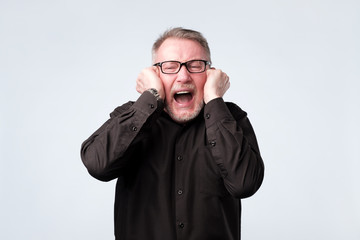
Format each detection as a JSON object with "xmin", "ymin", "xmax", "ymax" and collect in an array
[{"xmin": 175, "ymin": 93, "xmax": 192, "ymax": 104}]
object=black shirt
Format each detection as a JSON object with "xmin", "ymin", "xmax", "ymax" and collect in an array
[{"xmin": 81, "ymin": 91, "xmax": 264, "ymax": 240}]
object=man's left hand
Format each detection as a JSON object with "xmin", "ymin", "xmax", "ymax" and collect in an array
[{"xmin": 204, "ymin": 68, "xmax": 230, "ymax": 104}]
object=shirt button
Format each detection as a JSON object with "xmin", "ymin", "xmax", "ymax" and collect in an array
[
  {"xmin": 177, "ymin": 155, "xmax": 183, "ymax": 161},
  {"xmin": 210, "ymin": 140, "xmax": 216, "ymax": 146},
  {"xmin": 205, "ymin": 113, "xmax": 211, "ymax": 119},
  {"xmin": 149, "ymin": 103, "xmax": 154, "ymax": 109},
  {"xmin": 132, "ymin": 126, "xmax": 137, "ymax": 131},
  {"xmin": 178, "ymin": 222, "xmax": 185, "ymax": 228},
  {"xmin": 177, "ymin": 189, "xmax": 183, "ymax": 195}
]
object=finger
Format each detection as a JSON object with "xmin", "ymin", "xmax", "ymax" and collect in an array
[
  {"xmin": 135, "ymin": 84, "xmax": 142, "ymax": 94},
  {"xmin": 152, "ymin": 65, "xmax": 159, "ymax": 74},
  {"xmin": 154, "ymin": 66, "xmax": 161, "ymax": 77},
  {"xmin": 225, "ymin": 79, "xmax": 230, "ymax": 91}
]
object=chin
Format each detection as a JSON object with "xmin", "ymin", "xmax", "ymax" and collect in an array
[{"xmin": 166, "ymin": 102, "xmax": 204, "ymax": 124}]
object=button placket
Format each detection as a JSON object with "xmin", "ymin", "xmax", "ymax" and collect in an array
[
  {"xmin": 175, "ymin": 154, "xmax": 184, "ymax": 197},
  {"xmin": 174, "ymin": 127, "xmax": 189, "ymax": 238}
]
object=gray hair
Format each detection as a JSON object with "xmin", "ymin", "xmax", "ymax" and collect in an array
[{"xmin": 152, "ymin": 27, "xmax": 211, "ymax": 63}]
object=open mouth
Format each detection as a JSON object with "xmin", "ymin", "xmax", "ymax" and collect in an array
[{"xmin": 174, "ymin": 91, "xmax": 193, "ymax": 104}]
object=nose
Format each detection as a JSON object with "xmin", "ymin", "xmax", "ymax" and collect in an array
[{"xmin": 176, "ymin": 64, "xmax": 191, "ymax": 83}]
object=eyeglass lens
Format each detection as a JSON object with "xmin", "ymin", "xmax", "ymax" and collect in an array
[{"xmin": 161, "ymin": 60, "xmax": 206, "ymax": 73}]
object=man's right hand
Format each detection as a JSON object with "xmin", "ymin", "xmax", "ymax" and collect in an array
[{"xmin": 136, "ymin": 66, "xmax": 165, "ymax": 100}]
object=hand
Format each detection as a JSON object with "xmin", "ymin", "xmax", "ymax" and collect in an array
[
  {"xmin": 203, "ymin": 68, "xmax": 230, "ymax": 104},
  {"xmin": 136, "ymin": 66, "xmax": 165, "ymax": 99}
]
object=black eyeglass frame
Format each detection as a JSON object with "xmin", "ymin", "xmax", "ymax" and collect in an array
[{"xmin": 153, "ymin": 60, "xmax": 211, "ymax": 74}]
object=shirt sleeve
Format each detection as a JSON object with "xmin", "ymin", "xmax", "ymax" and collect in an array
[
  {"xmin": 204, "ymin": 97, "xmax": 265, "ymax": 199},
  {"xmin": 80, "ymin": 91, "xmax": 164, "ymax": 181}
]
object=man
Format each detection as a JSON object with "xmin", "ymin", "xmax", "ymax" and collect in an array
[{"xmin": 81, "ymin": 27, "xmax": 264, "ymax": 240}]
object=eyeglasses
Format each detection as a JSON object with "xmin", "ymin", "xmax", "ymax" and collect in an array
[{"xmin": 153, "ymin": 60, "xmax": 211, "ymax": 74}]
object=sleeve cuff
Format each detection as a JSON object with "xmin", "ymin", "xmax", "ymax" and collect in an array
[
  {"xmin": 204, "ymin": 98, "xmax": 233, "ymax": 127},
  {"xmin": 132, "ymin": 91, "xmax": 164, "ymax": 116}
]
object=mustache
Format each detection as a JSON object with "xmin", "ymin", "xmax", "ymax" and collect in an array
[{"xmin": 170, "ymin": 84, "xmax": 196, "ymax": 95}]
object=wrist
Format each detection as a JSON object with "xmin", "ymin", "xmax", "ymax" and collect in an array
[
  {"xmin": 147, "ymin": 88, "xmax": 164, "ymax": 101},
  {"xmin": 204, "ymin": 94, "xmax": 220, "ymax": 104}
]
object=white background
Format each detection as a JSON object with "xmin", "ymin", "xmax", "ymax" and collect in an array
[{"xmin": 1, "ymin": 0, "xmax": 359, "ymax": 239}]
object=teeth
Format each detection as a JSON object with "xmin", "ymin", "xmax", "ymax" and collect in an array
[{"xmin": 176, "ymin": 91, "xmax": 190, "ymax": 95}]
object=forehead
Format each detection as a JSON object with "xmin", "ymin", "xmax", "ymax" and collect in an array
[{"xmin": 155, "ymin": 38, "xmax": 207, "ymax": 63}]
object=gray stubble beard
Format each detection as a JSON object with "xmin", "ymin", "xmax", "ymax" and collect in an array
[{"xmin": 165, "ymin": 101, "xmax": 204, "ymax": 124}]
